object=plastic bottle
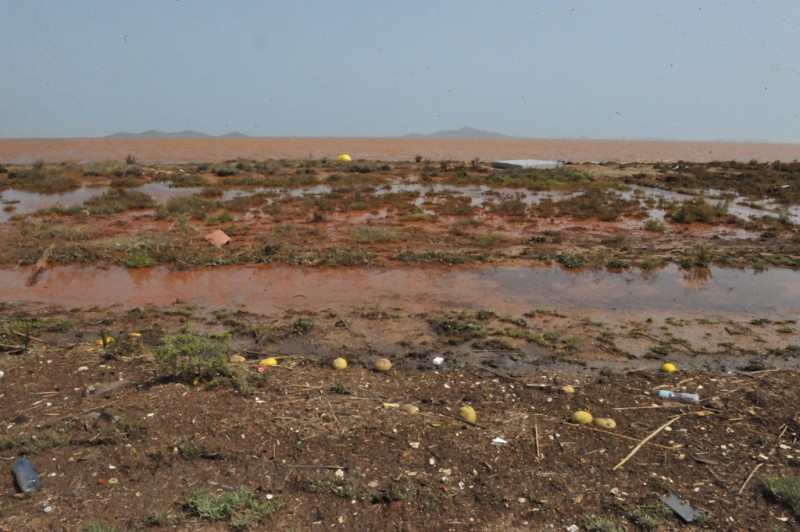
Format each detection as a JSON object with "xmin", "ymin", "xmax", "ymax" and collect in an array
[
  {"xmin": 11, "ymin": 457, "xmax": 41, "ymax": 493},
  {"xmin": 653, "ymin": 389, "xmax": 700, "ymax": 404}
]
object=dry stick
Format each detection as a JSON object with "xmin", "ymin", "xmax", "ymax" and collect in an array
[
  {"xmin": 613, "ymin": 415, "xmax": 681, "ymax": 471},
  {"xmin": 573, "ymin": 423, "xmax": 682, "ymax": 451},
  {"xmin": 737, "ymin": 462, "xmax": 764, "ymax": 495},
  {"xmin": 287, "ymin": 464, "xmax": 347, "ymax": 470},
  {"xmin": 534, "ymin": 422, "xmax": 542, "ymax": 459}
]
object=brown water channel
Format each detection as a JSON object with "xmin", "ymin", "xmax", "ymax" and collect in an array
[{"xmin": 1, "ymin": 264, "xmax": 797, "ymax": 317}]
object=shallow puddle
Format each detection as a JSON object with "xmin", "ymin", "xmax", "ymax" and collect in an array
[
  {"xmin": 0, "ymin": 182, "xmax": 203, "ymax": 222},
  {"xmin": 1, "ymin": 264, "xmax": 797, "ymax": 316}
]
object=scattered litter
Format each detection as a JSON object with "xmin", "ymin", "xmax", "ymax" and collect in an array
[
  {"xmin": 432, "ymin": 356, "xmax": 444, "ymax": 366},
  {"xmin": 204, "ymin": 229, "xmax": 231, "ymax": 247},
  {"xmin": 491, "ymin": 437, "xmax": 508, "ymax": 446},
  {"xmin": 43, "ymin": 506, "xmax": 52, "ymax": 514},
  {"xmin": 660, "ymin": 492, "xmax": 703, "ymax": 523},
  {"xmin": 11, "ymin": 457, "xmax": 41, "ymax": 494},
  {"xmin": 653, "ymin": 390, "xmax": 700, "ymax": 404},
  {"xmin": 0, "ymin": 370, "xmax": 4, "ymax": 379},
  {"xmin": 77, "ymin": 366, "xmax": 88, "ymax": 372},
  {"xmin": 409, "ymin": 442, "xmax": 420, "ymax": 449}
]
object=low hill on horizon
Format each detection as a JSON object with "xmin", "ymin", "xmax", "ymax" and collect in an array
[
  {"xmin": 403, "ymin": 126, "xmax": 514, "ymax": 139},
  {"xmin": 105, "ymin": 130, "xmax": 249, "ymax": 139}
]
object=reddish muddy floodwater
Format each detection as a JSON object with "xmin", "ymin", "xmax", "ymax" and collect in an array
[
  {"xmin": 1, "ymin": 264, "xmax": 798, "ymax": 316},
  {"xmin": 1, "ymin": 137, "xmax": 799, "ymax": 164}
]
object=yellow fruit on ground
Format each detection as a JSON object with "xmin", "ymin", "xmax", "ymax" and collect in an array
[
  {"xmin": 593, "ymin": 417, "xmax": 617, "ymax": 430},
  {"xmin": 661, "ymin": 362, "xmax": 677, "ymax": 373},
  {"xmin": 331, "ymin": 357, "xmax": 348, "ymax": 370},
  {"xmin": 259, "ymin": 357, "xmax": 278, "ymax": 366},
  {"xmin": 560, "ymin": 385, "xmax": 576, "ymax": 394},
  {"xmin": 374, "ymin": 358, "xmax": 392, "ymax": 372},
  {"xmin": 229, "ymin": 354, "xmax": 246, "ymax": 363},
  {"xmin": 571, "ymin": 410, "xmax": 593, "ymax": 425},
  {"xmin": 458, "ymin": 405, "xmax": 477, "ymax": 423},
  {"xmin": 336, "ymin": 154, "xmax": 352, "ymax": 162},
  {"xmin": 401, "ymin": 404, "xmax": 419, "ymax": 415},
  {"xmin": 95, "ymin": 337, "xmax": 114, "ymax": 346}
]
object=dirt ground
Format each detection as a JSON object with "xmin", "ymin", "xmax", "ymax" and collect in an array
[{"xmin": 1, "ymin": 153, "xmax": 800, "ymax": 530}]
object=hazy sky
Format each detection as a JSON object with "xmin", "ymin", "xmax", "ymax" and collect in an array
[{"xmin": 1, "ymin": 1, "xmax": 799, "ymax": 142}]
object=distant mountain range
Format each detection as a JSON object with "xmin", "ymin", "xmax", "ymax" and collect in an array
[
  {"xmin": 104, "ymin": 127, "xmax": 512, "ymax": 139},
  {"xmin": 105, "ymin": 130, "xmax": 249, "ymax": 139},
  {"xmin": 403, "ymin": 126, "xmax": 513, "ymax": 139}
]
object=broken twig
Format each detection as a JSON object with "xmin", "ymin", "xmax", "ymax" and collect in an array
[{"xmin": 613, "ymin": 416, "xmax": 681, "ymax": 471}]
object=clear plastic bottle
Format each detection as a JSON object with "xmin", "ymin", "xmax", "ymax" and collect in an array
[
  {"xmin": 653, "ymin": 389, "xmax": 700, "ymax": 404},
  {"xmin": 11, "ymin": 457, "xmax": 41, "ymax": 493}
]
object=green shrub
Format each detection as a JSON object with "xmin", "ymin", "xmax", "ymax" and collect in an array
[
  {"xmin": 763, "ymin": 475, "xmax": 800, "ymax": 516},
  {"xmin": 155, "ymin": 329, "xmax": 248, "ymax": 392},
  {"xmin": 183, "ymin": 488, "xmax": 282, "ymax": 529},
  {"xmin": 82, "ymin": 189, "xmax": 155, "ymax": 215},
  {"xmin": 644, "ymin": 218, "xmax": 665, "ymax": 232}
]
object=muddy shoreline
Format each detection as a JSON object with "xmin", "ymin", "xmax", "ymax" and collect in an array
[{"xmin": 2, "ymin": 136, "xmax": 799, "ymax": 164}]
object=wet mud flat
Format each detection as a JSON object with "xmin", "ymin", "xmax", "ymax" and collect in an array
[{"xmin": 1, "ymin": 154, "xmax": 800, "ymax": 529}]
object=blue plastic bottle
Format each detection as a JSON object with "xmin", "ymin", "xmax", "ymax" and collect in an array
[{"xmin": 11, "ymin": 457, "xmax": 41, "ymax": 493}]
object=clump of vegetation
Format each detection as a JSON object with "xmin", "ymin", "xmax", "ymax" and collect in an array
[
  {"xmin": 308, "ymin": 473, "xmax": 366, "ymax": 500},
  {"xmin": 554, "ymin": 188, "xmax": 638, "ymax": 221},
  {"xmin": 556, "ymin": 251, "xmax": 587, "ymax": 269},
  {"xmin": 156, "ymin": 194, "xmax": 218, "ymax": 220},
  {"xmin": 81, "ymin": 189, "xmax": 155, "ymax": 215},
  {"xmin": 7, "ymin": 164, "xmax": 78, "ymax": 193},
  {"xmin": 763, "ymin": 475, "xmax": 800, "ymax": 516},
  {"xmin": 644, "ymin": 218, "xmax": 665, "ymax": 232},
  {"xmin": 668, "ymin": 197, "xmax": 729, "ymax": 224},
  {"xmin": 428, "ymin": 314, "xmax": 485, "ymax": 341},
  {"xmin": 347, "ymin": 226, "xmax": 402, "ymax": 244},
  {"xmin": 0, "ymin": 430, "xmax": 71, "ymax": 454},
  {"xmin": 583, "ymin": 515, "xmax": 625, "ymax": 532},
  {"xmin": 155, "ymin": 329, "xmax": 249, "ymax": 392},
  {"xmin": 183, "ymin": 488, "xmax": 282, "ymax": 530},
  {"xmin": 626, "ymin": 502, "xmax": 671, "ymax": 530},
  {"xmin": 124, "ymin": 247, "xmax": 154, "ymax": 268}
]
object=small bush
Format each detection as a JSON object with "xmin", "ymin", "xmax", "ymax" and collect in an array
[
  {"xmin": 155, "ymin": 329, "xmax": 248, "ymax": 392},
  {"xmin": 81, "ymin": 189, "xmax": 155, "ymax": 215},
  {"xmin": 763, "ymin": 475, "xmax": 800, "ymax": 516},
  {"xmin": 9, "ymin": 166, "xmax": 78, "ymax": 193},
  {"xmin": 347, "ymin": 226, "xmax": 402, "ymax": 244},
  {"xmin": 124, "ymin": 247, "xmax": 154, "ymax": 268},
  {"xmin": 644, "ymin": 219, "xmax": 665, "ymax": 232},
  {"xmin": 183, "ymin": 488, "xmax": 282, "ymax": 529}
]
